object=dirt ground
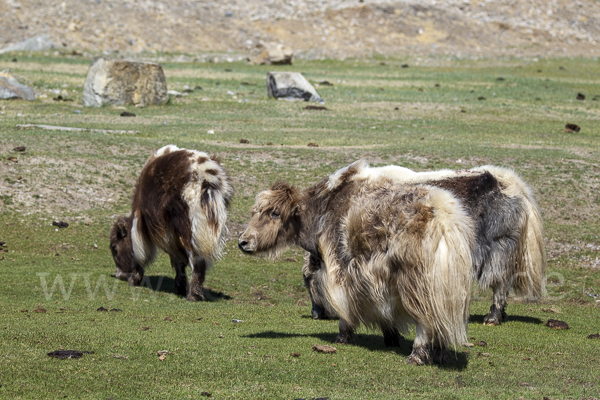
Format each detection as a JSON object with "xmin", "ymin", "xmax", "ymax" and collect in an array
[{"xmin": 1, "ymin": 0, "xmax": 599, "ymax": 59}]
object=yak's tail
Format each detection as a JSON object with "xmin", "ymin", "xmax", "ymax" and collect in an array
[
  {"xmin": 484, "ymin": 166, "xmax": 547, "ymax": 300},
  {"xmin": 395, "ymin": 186, "xmax": 473, "ymax": 350},
  {"xmin": 185, "ymin": 154, "xmax": 235, "ymax": 262}
]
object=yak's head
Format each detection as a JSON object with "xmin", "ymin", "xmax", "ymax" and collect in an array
[
  {"xmin": 238, "ymin": 181, "xmax": 301, "ymax": 258},
  {"xmin": 109, "ymin": 215, "xmax": 134, "ymax": 281}
]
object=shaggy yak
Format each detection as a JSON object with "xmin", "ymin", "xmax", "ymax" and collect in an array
[
  {"xmin": 238, "ymin": 161, "xmax": 474, "ymax": 365},
  {"xmin": 303, "ymin": 161, "xmax": 547, "ymax": 344},
  {"xmin": 110, "ymin": 145, "xmax": 234, "ymax": 301}
]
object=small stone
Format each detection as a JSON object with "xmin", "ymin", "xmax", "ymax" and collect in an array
[
  {"xmin": 576, "ymin": 93, "xmax": 585, "ymax": 100},
  {"xmin": 13, "ymin": 146, "xmax": 26, "ymax": 152}
]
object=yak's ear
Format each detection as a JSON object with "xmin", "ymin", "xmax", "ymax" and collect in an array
[
  {"xmin": 291, "ymin": 202, "xmax": 301, "ymax": 216},
  {"xmin": 115, "ymin": 218, "xmax": 129, "ymax": 240}
]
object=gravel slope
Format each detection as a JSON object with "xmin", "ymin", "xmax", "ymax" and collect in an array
[{"xmin": 0, "ymin": 0, "xmax": 599, "ymax": 58}]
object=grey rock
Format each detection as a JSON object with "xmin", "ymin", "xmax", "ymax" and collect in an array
[
  {"xmin": 0, "ymin": 72, "xmax": 36, "ymax": 100},
  {"xmin": 82, "ymin": 57, "xmax": 168, "ymax": 107},
  {"xmin": 266, "ymin": 72, "xmax": 323, "ymax": 103},
  {"xmin": 0, "ymin": 34, "xmax": 55, "ymax": 54}
]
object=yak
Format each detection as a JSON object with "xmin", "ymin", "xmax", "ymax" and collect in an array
[
  {"xmin": 238, "ymin": 161, "xmax": 474, "ymax": 365},
  {"xmin": 110, "ymin": 145, "xmax": 234, "ymax": 301},
  {"xmin": 303, "ymin": 161, "xmax": 547, "ymax": 345}
]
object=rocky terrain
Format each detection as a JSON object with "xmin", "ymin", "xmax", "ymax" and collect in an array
[{"xmin": 1, "ymin": 0, "xmax": 599, "ymax": 59}]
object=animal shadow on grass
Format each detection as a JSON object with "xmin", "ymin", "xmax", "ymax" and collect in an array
[
  {"xmin": 243, "ymin": 329, "xmax": 468, "ymax": 370},
  {"xmin": 469, "ymin": 314, "xmax": 543, "ymax": 325},
  {"xmin": 111, "ymin": 274, "xmax": 232, "ymax": 301}
]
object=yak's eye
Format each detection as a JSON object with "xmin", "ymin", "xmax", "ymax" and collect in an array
[{"xmin": 270, "ymin": 210, "xmax": 281, "ymax": 219}]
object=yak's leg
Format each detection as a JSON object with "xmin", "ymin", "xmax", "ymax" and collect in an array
[
  {"xmin": 311, "ymin": 301, "xmax": 328, "ymax": 320},
  {"xmin": 334, "ymin": 319, "xmax": 356, "ymax": 344},
  {"xmin": 187, "ymin": 258, "xmax": 207, "ymax": 301},
  {"xmin": 169, "ymin": 255, "xmax": 188, "ymax": 297},
  {"xmin": 381, "ymin": 324, "xmax": 402, "ymax": 347},
  {"xmin": 483, "ymin": 284, "xmax": 509, "ymax": 325},
  {"xmin": 407, "ymin": 323, "xmax": 432, "ymax": 365}
]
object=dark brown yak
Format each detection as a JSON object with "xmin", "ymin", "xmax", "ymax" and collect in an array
[
  {"xmin": 238, "ymin": 161, "xmax": 474, "ymax": 365},
  {"xmin": 110, "ymin": 145, "xmax": 233, "ymax": 301}
]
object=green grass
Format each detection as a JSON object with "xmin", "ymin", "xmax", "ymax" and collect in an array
[{"xmin": 0, "ymin": 54, "xmax": 599, "ymax": 399}]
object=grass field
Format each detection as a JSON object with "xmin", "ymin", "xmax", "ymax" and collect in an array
[{"xmin": 1, "ymin": 52, "xmax": 599, "ymax": 399}]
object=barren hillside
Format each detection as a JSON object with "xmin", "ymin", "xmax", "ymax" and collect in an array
[{"xmin": 1, "ymin": 0, "xmax": 599, "ymax": 58}]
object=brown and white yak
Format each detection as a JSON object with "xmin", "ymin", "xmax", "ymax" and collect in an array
[
  {"xmin": 304, "ymin": 161, "xmax": 547, "ymax": 345},
  {"xmin": 238, "ymin": 161, "xmax": 474, "ymax": 365},
  {"xmin": 110, "ymin": 145, "xmax": 234, "ymax": 301}
]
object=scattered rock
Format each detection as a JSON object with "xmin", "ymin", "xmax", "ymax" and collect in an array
[
  {"xmin": 232, "ymin": 319, "xmax": 244, "ymax": 323},
  {"xmin": 8, "ymin": 156, "xmax": 18, "ymax": 163},
  {"xmin": 200, "ymin": 392, "xmax": 212, "ymax": 397},
  {"xmin": 546, "ymin": 319, "xmax": 569, "ymax": 330},
  {"xmin": 0, "ymin": 72, "xmax": 36, "ymax": 101},
  {"xmin": 267, "ymin": 72, "xmax": 323, "ymax": 103},
  {"xmin": 240, "ymin": 139, "xmax": 249, "ymax": 144},
  {"xmin": 478, "ymin": 352, "xmax": 490, "ymax": 357},
  {"xmin": 120, "ymin": 111, "xmax": 136, "ymax": 117},
  {"xmin": 52, "ymin": 221, "xmax": 69, "ymax": 228},
  {"xmin": 464, "ymin": 342, "xmax": 474, "ymax": 347},
  {"xmin": 33, "ymin": 306, "xmax": 47, "ymax": 313},
  {"xmin": 82, "ymin": 57, "xmax": 168, "ymax": 107},
  {"xmin": 73, "ymin": 109, "xmax": 82, "ymax": 114},
  {"xmin": 110, "ymin": 308, "xmax": 122, "ymax": 312},
  {"xmin": 96, "ymin": 307, "xmax": 108, "ymax": 312},
  {"xmin": 53, "ymin": 95, "xmax": 73, "ymax": 102},
  {"xmin": 291, "ymin": 352, "xmax": 301, "ymax": 357},
  {"xmin": 307, "ymin": 143, "xmax": 319, "ymax": 147},
  {"xmin": 113, "ymin": 354, "xmax": 128, "ymax": 359},
  {"xmin": 304, "ymin": 105, "xmax": 327, "ymax": 111},
  {"xmin": 565, "ymin": 123, "xmax": 581, "ymax": 132},
  {"xmin": 475, "ymin": 341, "xmax": 487, "ymax": 347},
  {"xmin": 576, "ymin": 93, "xmax": 586, "ymax": 100},
  {"xmin": 141, "ymin": 326, "xmax": 150, "ymax": 331},
  {"xmin": 164, "ymin": 316, "xmax": 173, "ymax": 322},
  {"xmin": 587, "ymin": 333, "xmax": 600, "ymax": 339},
  {"xmin": 401, "ymin": 64, "xmax": 409, "ymax": 68},
  {"xmin": 13, "ymin": 146, "xmax": 26, "ymax": 152},
  {"xmin": 497, "ymin": 77, "xmax": 505, "ymax": 81},
  {"xmin": 251, "ymin": 42, "xmax": 294, "ymax": 65},
  {"xmin": 312, "ymin": 344, "xmax": 337, "ymax": 354},
  {"xmin": 477, "ymin": 96, "xmax": 486, "ymax": 100},
  {"xmin": 318, "ymin": 80, "xmax": 333, "ymax": 86},
  {"xmin": 48, "ymin": 350, "xmax": 93, "ymax": 360},
  {"xmin": 0, "ymin": 34, "xmax": 55, "ymax": 54}
]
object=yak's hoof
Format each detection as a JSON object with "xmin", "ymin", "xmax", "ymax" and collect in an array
[
  {"xmin": 383, "ymin": 330, "xmax": 402, "ymax": 347},
  {"xmin": 311, "ymin": 309, "xmax": 326, "ymax": 320},
  {"xmin": 483, "ymin": 313, "xmax": 502, "ymax": 326},
  {"xmin": 114, "ymin": 269, "xmax": 129, "ymax": 281},
  {"xmin": 406, "ymin": 346, "xmax": 432, "ymax": 366},
  {"xmin": 128, "ymin": 272, "xmax": 143, "ymax": 286},
  {"xmin": 334, "ymin": 333, "xmax": 355, "ymax": 345},
  {"xmin": 186, "ymin": 286, "xmax": 206, "ymax": 302}
]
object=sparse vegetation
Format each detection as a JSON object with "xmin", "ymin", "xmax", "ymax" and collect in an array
[{"xmin": 0, "ymin": 54, "xmax": 599, "ymax": 399}]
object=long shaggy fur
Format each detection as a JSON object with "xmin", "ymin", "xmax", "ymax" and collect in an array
[
  {"xmin": 239, "ymin": 161, "xmax": 474, "ymax": 364},
  {"xmin": 109, "ymin": 144, "xmax": 234, "ymax": 301}
]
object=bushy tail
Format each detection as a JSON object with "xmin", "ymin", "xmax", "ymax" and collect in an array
[{"xmin": 396, "ymin": 186, "xmax": 473, "ymax": 349}]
